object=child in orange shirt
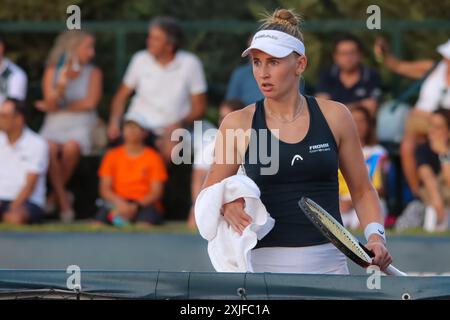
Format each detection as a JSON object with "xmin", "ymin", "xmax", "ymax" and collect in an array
[{"xmin": 96, "ymin": 112, "xmax": 168, "ymax": 226}]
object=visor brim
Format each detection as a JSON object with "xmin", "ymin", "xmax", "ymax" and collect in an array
[{"xmin": 241, "ymin": 44, "xmax": 294, "ymax": 58}]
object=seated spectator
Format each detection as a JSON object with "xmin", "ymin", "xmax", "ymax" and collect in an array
[
  {"xmin": 374, "ymin": 38, "xmax": 450, "ymax": 197},
  {"xmin": 225, "ymin": 36, "xmax": 264, "ymax": 106},
  {"xmin": 339, "ymin": 106, "xmax": 389, "ymax": 229},
  {"xmin": 226, "ymin": 62, "xmax": 263, "ymax": 106},
  {"xmin": 187, "ymin": 99, "xmax": 245, "ymax": 228},
  {"xmin": 0, "ymin": 99, "xmax": 49, "ymax": 224},
  {"xmin": 0, "ymin": 34, "xmax": 28, "ymax": 104},
  {"xmin": 316, "ymin": 34, "xmax": 382, "ymax": 116},
  {"xmin": 96, "ymin": 112, "xmax": 168, "ymax": 226},
  {"xmin": 107, "ymin": 16, "xmax": 207, "ymax": 162},
  {"xmin": 35, "ymin": 30, "xmax": 102, "ymax": 223},
  {"xmin": 403, "ymin": 112, "xmax": 438, "ymax": 200},
  {"xmin": 415, "ymin": 108, "xmax": 450, "ymax": 232},
  {"xmin": 375, "ymin": 38, "xmax": 450, "ymax": 113}
]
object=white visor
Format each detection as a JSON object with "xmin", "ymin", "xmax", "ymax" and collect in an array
[
  {"xmin": 437, "ymin": 39, "xmax": 450, "ymax": 60},
  {"xmin": 241, "ymin": 30, "xmax": 306, "ymax": 58}
]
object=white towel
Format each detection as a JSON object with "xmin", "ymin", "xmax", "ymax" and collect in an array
[{"xmin": 195, "ymin": 175, "xmax": 275, "ymax": 272}]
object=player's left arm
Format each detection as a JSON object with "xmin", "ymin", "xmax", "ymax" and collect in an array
[{"xmin": 328, "ymin": 101, "xmax": 392, "ymax": 270}]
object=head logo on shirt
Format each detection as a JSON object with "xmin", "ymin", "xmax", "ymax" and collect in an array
[{"xmin": 291, "ymin": 154, "xmax": 303, "ymax": 166}]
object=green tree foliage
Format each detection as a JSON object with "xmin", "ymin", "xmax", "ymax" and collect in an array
[{"xmin": 1, "ymin": 0, "xmax": 449, "ymax": 118}]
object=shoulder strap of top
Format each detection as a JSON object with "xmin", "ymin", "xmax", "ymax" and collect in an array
[
  {"xmin": 304, "ymin": 95, "xmax": 319, "ymax": 117},
  {"xmin": 252, "ymin": 99, "xmax": 266, "ymax": 130},
  {"xmin": 304, "ymin": 94, "xmax": 338, "ymax": 150}
]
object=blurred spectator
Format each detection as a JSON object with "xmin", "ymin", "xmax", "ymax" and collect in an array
[
  {"xmin": 226, "ymin": 62, "xmax": 262, "ymax": 106},
  {"xmin": 374, "ymin": 38, "xmax": 450, "ymax": 197},
  {"xmin": 339, "ymin": 106, "xmax": 389, "ymax": 229},
  {"xmin": 0, "ymin": 34, "xmax": 28, "ymax": 104},
  {"xmin": 107, "ymin": 16, "xmax": 207, "ymax": 162},
  {"xmin": 415, "ymin": 108, "xmax": 450, "ymax": 232},
  {"xmin": 375, "ymin": 38, "xmax": 450, "ymax": 112},
  {"xmin": 187, "ymin": 99, "xmax": 245, "ymax": 228},
  {"xmin": 35, "ymin": 30, "xmax": 102, "ymax": 223},
  {"xmin": 225, "ymin": 36, "xmax": 264, "ymax": 105},
  {"xmin": 96, "ymin": 112, "xmax": 168, "ymax": 226},
  {"xmin": 316, "ymin": 34, "xmax": 382, "ymax": 116},
  {"xmin": 0, "ymin": 98, "xmax": 48, "ymax": 224}
]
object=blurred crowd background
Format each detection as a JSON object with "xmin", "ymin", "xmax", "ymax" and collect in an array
[{"xmin": 1, "ymin": 0, "xmax": 450, "ymax": 233}]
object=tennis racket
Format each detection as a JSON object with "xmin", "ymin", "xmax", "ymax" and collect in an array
[{"xmin": 298, "ymin": 197, "xmax": 407, "ymax": 276}]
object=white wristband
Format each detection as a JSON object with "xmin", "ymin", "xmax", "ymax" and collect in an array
[{"xmin": 364, "ymin": 222, "xmax": 386, "ymax": 242}]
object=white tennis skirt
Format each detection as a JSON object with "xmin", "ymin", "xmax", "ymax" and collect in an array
[{"xmin": 250, "ymin": 243, "xmax": 349, "ymax": 274}]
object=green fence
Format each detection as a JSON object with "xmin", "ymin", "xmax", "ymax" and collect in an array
[{"xmin": 2, "ymin": 19, "xmax": 450, "ymax": 86}]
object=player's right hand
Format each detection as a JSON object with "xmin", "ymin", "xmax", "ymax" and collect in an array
[{"xmin": 221, "ymin": 197, "xmax": 252, "ymax": 235}]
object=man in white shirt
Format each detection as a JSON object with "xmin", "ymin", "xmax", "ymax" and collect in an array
[
  {"xmin": 0, "ymin": 98, "xmax": 49, "ymax": 224},
  {"xmin": 107, "ymin": 16, "xmax": 207, "ymax": 161},
  {"xmin": 0, "ymin": 34, "xmax": 28, "ymax": 104}
]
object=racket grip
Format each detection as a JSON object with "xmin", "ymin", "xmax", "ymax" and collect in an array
[{"xmin": 385, "ymin": 264, "xmax": 408, "ymax": 276}]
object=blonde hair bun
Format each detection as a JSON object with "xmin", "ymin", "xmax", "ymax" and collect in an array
[
  {"xmin": 272, "ymin": 9, "xmax": 300, "ymax": 27},
  {"xmin": 260, "ymin": 8, "xmax": 303, "ymax": 41}
]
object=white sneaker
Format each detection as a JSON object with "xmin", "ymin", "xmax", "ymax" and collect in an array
[
  {"xmin": 423, "ymin": 206, "xmax": 437, "ymax": 232},
  {"xmin": 436, "ymin": 210, "xmax": 449, "ymax": 232}
]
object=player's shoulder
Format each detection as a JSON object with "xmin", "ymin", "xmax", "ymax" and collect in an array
[
  {"xmin": 219, "ymin": 103, "xmax": 256, "ymax": 131},
  {"xmin": 314, "ymin": 96, "xmax": 352, "ymax": 123}
]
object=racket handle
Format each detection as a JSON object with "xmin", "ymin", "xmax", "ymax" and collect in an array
[{"xmin": 385, "ymin": 264, "xmax": 408, "ymax": 276}]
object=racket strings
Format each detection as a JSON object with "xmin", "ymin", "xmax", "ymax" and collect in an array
[{"xmin": 302, "ymin": 199, "xmax": 371, "ymax": 264}]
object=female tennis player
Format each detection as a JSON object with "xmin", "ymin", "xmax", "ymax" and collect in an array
[{"xmin": 201, "ymin": 8, "xmax": 392, "ymax": 274}]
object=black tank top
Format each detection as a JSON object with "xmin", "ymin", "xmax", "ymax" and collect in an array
[{"xmin": 243, "ymin": 95, "xmax": 342, "ymax": 248}]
